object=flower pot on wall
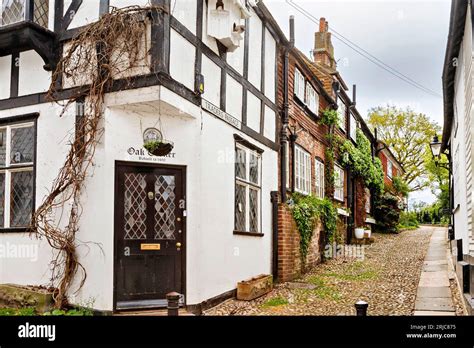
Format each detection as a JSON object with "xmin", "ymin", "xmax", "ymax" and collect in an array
[{"xmin": 354, "ymin": 228, "xmax": 365, "ymax": 240}]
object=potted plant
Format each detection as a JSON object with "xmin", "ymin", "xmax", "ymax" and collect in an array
[
  {"xmin": 364, "ymin": 226, "xmax": 372, "ymax": 238},
  {"xmin": 143, "ymin": 139, "xmax": 174, "ymax": 156},
  {"xmin": 354, "ymin": 225, "xmax": 365, "ymax": 239}
]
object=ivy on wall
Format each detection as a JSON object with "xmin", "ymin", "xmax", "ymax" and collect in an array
[
  {"xmin": 291, "ymin": 193, "xmax": 338, "ymax": 261},
  {"xmin": 339, "ymin": 128, "xmax": 384, "ymax": 195},
  {"xmin": 320, "ymin": 108, "xmax": 340, "ymax": 198}
]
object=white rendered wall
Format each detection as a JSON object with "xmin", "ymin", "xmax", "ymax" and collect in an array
[
  {"xmin": 201, "ymin": 55, "xmax": 221, "ymax": 107},
  {"xmin": 171, "ymin": 0, "xmax": 197, "ymax": 34},
  {"xmin": 247, "ymin": 9, "xmax": 262, "ymax": 90},
  {"xmin": 264, "ymin": 29, "xmax": 276, "ymax": 103},
  {"xmin": 225, "ymin": 76, "xmax": 243, "ymax": 121},
  {"xmin": 66, "ymin": 1, "xmax": 100, "ymax": 29},
  {"xmin": 0, "ymin": 55, "xmax": 11, "ymax": 100},
  {"xmin": 18, "ymin": 51, "xmax": 51, "ymax": 96},
  {"xmin": 170, "ymin": 29, "xmax": 196, "ymax": 91},
  {"xmin": 246, "ymin": 92, "xmax": 261, "ymax": 132},
  {"xmin": 264, "ymin": 105, "xmax": 276, "ymax": 142}
]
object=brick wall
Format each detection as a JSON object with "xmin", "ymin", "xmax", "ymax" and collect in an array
[
  {"xmin": 277, "ymin": 203, "xmax": 322, "ymax": 282},
  {"xmin": 354, "ymin": 176, "xmax": 367, "ymax": 228},
  {"xmin": 277, "ymin": 53, "xmax": 348, "ymax": 206}
]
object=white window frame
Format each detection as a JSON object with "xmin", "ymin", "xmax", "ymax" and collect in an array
[
  {"xmin": 0, "ymin": 122, "xmax": 35, "ymax": 229},
  {"xmin": 334, "ymin": 164, "xmax": 344, "ymax": 202},
  {"xmin": 305, "ymin": 82, "xmax": 319, "ymax": 115},
  {"xmin": 350, "ymin": 114, "xmax": 357, "ymax": 141},
  {"xmin": 315, "ymin": 158, "xmax": 325, "ymax": 198},
  {"xmin": 235, "ymin": 144, "xmax": 261, "ymax": 233},
  {"xmin": 338, "ymin": 98, "xmax": 346, "ymax": 132},
  {"xmin": 295, "ymin": 145, "xmax": 311, "ymax": 195},
  {"xmin": 365, "ymin": 188, "xmax": 371, "ymax": 214},
  {"xmin": 387, "ymin": 160, "xmax": 393, "ymax": 179},
  {"xmin": 294, "ymin": 68, "xmax": 305, "ymax": 102}
]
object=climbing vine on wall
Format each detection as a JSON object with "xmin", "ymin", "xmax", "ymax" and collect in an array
[
  {"xmin": 339, "ymin": 128, "xmax": 384, "ymax": 195},
  {"xmin": 319, "ymin": 108, "xmax": 340, "ymax": 198},
  {"xmin": 30, "ymin": 6, "xmax": 163, "ymax": 308},
  {"xmin": 291, "ymin": 193, "xmax": 338, "ymax": 262}
]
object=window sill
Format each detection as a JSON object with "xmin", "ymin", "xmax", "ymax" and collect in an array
[
  {"xmin": 0, "ymin": 227, "xmax": 32, "ymax": 233},
  {"xmin": 233, "ymin": 231, "xmax": 264, "ymax": 237}
]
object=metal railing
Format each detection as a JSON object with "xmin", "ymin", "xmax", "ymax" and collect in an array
[{"xmin": 0, "ymin": 0, "xmax": 48, "ymax": 28}]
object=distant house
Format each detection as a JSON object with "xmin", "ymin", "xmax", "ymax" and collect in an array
[
  {"xmin": 376, "ymin": 140, "xmax": 404, "ymax": 190},
  {"xmin": 441, "ymin": 0, "xmax": 474, "ymax": 314}
]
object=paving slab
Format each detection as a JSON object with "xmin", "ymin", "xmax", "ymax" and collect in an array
[
  {"xmin": 415, "ymin": 298, "xmax": 455, "ymax": 311},
  {"xmin": 413, "ymin": 228, "xmax": 456, "ymax": 316},
  {"xmin": 416, "ymin": 286, "xmax": 451, "ymax": 298},
  {"xmin": 422, "ymin": 264, "xmax": 447, "ymax": 272},
  {"xmin": 418, "ymin": 271, "xmax": 450, "ymax": 287},
  {"xmin": 424, "ymin": 260, "xmax": 447, "ymax": 266}
]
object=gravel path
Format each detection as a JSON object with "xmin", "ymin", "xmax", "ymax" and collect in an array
[{"xmin": 204, "ymin": 227, "xmax": 435, "ymax": 316}]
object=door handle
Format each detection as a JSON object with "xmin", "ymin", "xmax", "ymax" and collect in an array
[{"xmin": 176, "ymin": 242, "xmax": 182, "ymax": 248}]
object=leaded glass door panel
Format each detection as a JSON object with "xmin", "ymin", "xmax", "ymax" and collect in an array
[{"xmin": 115, "ymin": 163, "xmax": 185, "ymax": 309}]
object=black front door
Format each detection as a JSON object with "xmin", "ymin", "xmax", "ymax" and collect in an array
[{"xmin": 114, "ymin": 162, "xmax": 186, "ymax": 309}]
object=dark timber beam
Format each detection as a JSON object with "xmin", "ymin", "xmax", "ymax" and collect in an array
[{"xmin": 62, "ymin": 0, "xmax": 84, "ymax": 32}]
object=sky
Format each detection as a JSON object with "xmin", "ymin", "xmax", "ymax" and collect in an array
[{"xmin": 265, "ymin": 0, "xmax": 451, "ymax": 205}]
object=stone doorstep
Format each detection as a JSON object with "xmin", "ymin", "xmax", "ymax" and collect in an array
[
  {"xmin": 414, "ymin": 297, "xmax": 455, "ymax": 312},
  {"xmin": 416, "ymin": 286, "xmax": 452, "ymax": 298}
]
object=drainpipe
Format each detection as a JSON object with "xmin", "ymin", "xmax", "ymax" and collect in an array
[
  {"xmin": 271, "ymin": 191, "xmax": 279, "ymax": 280},
  {"xmin": 280, "ymin": 16, "xmax": 294, "ymax": 202}
]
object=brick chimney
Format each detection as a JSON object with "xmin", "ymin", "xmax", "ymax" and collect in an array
[{"xmin": 313, "ymin": 18, "xmax": 336, "ymax": 71}]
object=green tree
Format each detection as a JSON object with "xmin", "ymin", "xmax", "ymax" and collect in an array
[
  {"xmin": 367, "ymin": 105, "xmax": 440, "ymax": 191},
  {"xmin": 424, "ymin": 147, "xmax": 449, "ymax": 216}
]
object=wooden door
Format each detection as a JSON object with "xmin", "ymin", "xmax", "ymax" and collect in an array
[{"xmin": 114, "ymin": 163, "xmax": 185, "ymax": 309}]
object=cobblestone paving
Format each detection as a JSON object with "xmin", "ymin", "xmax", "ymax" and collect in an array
[{"xmin": 204, "ymin": 228, "xmax": 436, "ymax": 316}]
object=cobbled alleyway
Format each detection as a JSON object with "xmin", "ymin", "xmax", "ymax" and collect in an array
[{"xmin": 204, "ymin": 226, "xmax": 466, "ymax": 316}]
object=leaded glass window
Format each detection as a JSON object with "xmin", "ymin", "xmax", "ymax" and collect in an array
[
  {"xmin": 0, "ymin": 122, "xmax": 35, "ymax": 229},
  {"xmin": 234, "ymin": 144, "xmax": 261, "ymax": 233}
]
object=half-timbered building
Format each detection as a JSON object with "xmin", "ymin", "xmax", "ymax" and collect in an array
[{"xmin": 0, "ymin": 0, "xmax": 284, "ymax": 313}]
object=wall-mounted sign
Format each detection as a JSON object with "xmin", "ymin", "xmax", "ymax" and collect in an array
[
  {"xmin": 127, "ymin": 147, "xmax": 176, "ymax": 163},
  {"xmin": 202, "ymin": 99, "xmax": 241, "ymax": 129}
]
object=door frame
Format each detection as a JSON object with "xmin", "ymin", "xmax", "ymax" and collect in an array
[{"xmin": 112, "ymin": 160, "xmax": 187, "ymax": 312}]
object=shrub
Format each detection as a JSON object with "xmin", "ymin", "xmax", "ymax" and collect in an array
[
  {"xmin": 398, "ymin": 211, "xmax": 419, "ymax": 230},
  {"xmin": 373, "ymin": 193, "xmax": 401, "ymax": 233}
]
